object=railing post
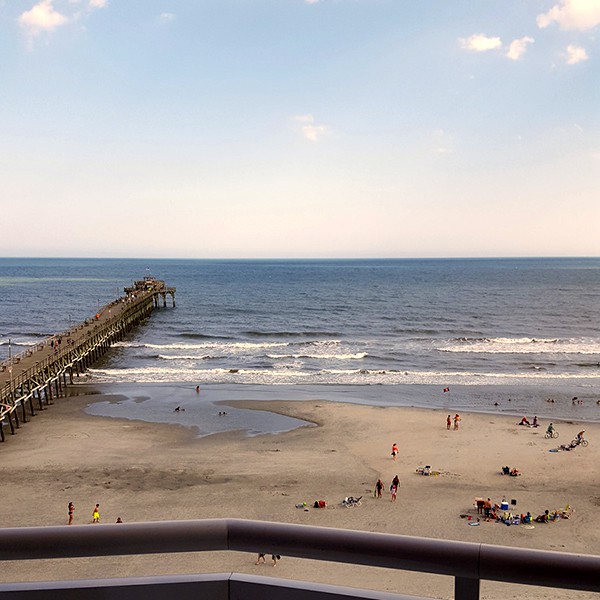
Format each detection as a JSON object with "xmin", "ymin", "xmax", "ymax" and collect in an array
[{"xmin": 455, "ymin": 576, "xmax": 480, "ymax": 600}]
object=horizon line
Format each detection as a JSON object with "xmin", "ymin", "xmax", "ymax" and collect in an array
[{"xmin": 1, "ymin": 255, "xmax": 599, "ymax": 262}]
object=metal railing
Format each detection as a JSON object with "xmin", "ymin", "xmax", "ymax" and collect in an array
[{"xmin": 0, "ymin": 519, "xmax": 598, "ymax": 600}]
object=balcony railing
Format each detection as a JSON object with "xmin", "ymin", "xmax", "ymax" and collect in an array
[{"xmin": 0, "ymin": 519, "xmax": 598, "ymax": 600}]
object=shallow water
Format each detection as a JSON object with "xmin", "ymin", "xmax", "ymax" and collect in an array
[{"xmin": 82, "ymin": 382, "xmax": 600, "ymax": 437}]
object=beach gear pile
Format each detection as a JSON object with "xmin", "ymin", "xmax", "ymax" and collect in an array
[
  {"xmin": 294, "ymin": 500, "xmax": 327, "ymax": 510},
  {"xmin": 341, "ymin": 496, "xmax": 362, "ymax": 507},
  {"xmin": 415, "ymin": 465, "xmax": 440, "ymax": 476},
  {"xmin": 468, "ymin": 498, "xmax": 572, "ymax": 527}
]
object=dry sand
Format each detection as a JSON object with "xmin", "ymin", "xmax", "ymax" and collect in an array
[{"xmin": 0, "ymin": 391, "xmax": 599, "ymax": 599}]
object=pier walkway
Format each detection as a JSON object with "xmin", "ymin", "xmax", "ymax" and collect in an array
[{"xmin": 0, "ymin": 276, "xmax": 175, "ymax": 444}]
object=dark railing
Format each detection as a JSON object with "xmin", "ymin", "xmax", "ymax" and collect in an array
[{"xmin": 0, "ymin": 519, "xmax": 598, "ymax": 600}]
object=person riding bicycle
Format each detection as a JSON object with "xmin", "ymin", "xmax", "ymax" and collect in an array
[
  {"xmin": 546, "ymin": 423, "xmax": 554, "ymax": 435},
  {"xmin": 576, "ymin": 430, "xmax": 585, "ymax": 443}
]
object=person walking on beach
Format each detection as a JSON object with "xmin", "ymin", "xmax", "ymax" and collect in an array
[
  {"xmin": 92, "ymin": 504, "xmax": 100, "ymax": 523},
  {"xmin": 375, "ymin": 479, "xmax": 384, "ymax": 498},
  {"xmin": 446, "ymin": 415, "xmax": 451, "ymax": 430},
  {"xmin": 390, "ymin": 475, "xmax": 400, "ymax": 501},
  {"xmin": 453, "ymin": 414, "xmax": 461, "ymax": 430},
  {"xmin": 391, "ymin": 442, "xmax": 399, "ymax": 460},
  {"xmin": 68, "ymin": 502, "xmax": 74, "ymax": 525}
]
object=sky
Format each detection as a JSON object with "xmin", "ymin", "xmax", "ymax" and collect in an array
[{"xmin": 1, "ymin": 0, "xmax": 599, "ymax": 259}]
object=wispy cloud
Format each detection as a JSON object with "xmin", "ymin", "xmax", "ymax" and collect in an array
[
  {"xmin": 292, "ymin": 114, "xmax": 330, "ymax": 142},
  {"xmin": 459, "ymin": 33, "xmax": 502, "ymax": 52},
  {"xmin": 565, "ymin": 44, "xmax": 589, "ymax": 64},
  {"xmin": 506, "ymin": 36, "xmax": 534, "ymax": 60},
  {"xmin": 537, "ymin": 0, "xmax": 600, "ymax": 31},
  {"xmin": 460, "ymin": 33, "xmax": 535, "ymax": 61}
]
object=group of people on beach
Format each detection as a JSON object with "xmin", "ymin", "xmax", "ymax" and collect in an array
[
  {"xmin": 374, "ymin": 476, "xmax": 400, "ymax": 502},
  {"xmin": 518, "ymin": 415, "xmax": 539, "ymax": 427},
  {"xmin": 67, "ymin": 502, "xmax": 122, "ymax": 525},
  {"xmin": 446, "ymin": 414, "xmax": 461, "ymax": 430},
  {"xmin": 475, "ymin": 498, "xmax": 571, "ymax": 525}
]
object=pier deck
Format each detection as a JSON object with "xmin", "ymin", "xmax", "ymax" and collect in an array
[{"xmin": 0, "ymin": 276, "xmax": 175, "ymax": 443}]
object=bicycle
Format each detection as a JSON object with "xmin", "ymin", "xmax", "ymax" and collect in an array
[
  {"xmin": 545, "ymin": 430, "xmax": 559, "ymax": 439},
  {"xmin": 571, "ymin": 438, "xmax": 589, "ymax": 447}
]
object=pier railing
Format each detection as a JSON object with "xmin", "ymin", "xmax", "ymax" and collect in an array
[{"xmin": 0, "ymin": 519, "xmax": 598, "ymax": 600}]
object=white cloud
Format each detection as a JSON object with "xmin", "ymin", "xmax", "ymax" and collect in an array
[
  {"xmin": 18, "ymin": 0, "xmax": 107, "ymax": 47},
  {"xmin": 18, "ymin": 0, "xmax": 67, "ymax": 38},
  {"xmin": 506, "ymin": 36, "xmax": 534, "ymax": 60},
  {"xmin": 305, "ymin": 0, "xmax": 320, "ymax": 4},
  {"xmin": 292, "ymin": 114, "xmax": 330, "ymax": 141},
  {"xmin": 565, "ymin": 44, "xmax": 589, "ymax": 63},
  {"xmin": 537, "ymin": 0, "xmax": 600, "ymax": 31},
  {"xmin": 459, "ymin": 34, "xmax": 502, "ymax": 52},
  {"xmin": 159, "ymin": 12, "xmax": 176, "ymax": 23}
]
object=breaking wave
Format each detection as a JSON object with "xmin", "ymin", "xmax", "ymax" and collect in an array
[{"xmin": 438, "ymin": 337, "xmax": 600, "ymax": 354}]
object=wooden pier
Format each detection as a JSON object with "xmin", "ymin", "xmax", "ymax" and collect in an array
[{"xmin": 0, "ymin": 276, "xmax": 175, "ymax": 444}]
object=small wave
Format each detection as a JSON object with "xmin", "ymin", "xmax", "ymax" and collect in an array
[
  {"xmin": 439, "ymin": 337, "xmax": 599, "ymax": 354},
  {"xmin": 0, "ymin": 339, "xmax": 39, "ymax": 347},
  {"xmin": 243, "ymin": 330, "xmax": 339, "ymax": 338},
  {"xmin": 178, "ymin": 333, "xmax": 235, "ymax": 340},
  {"xmin": 454, "ymin": 337, "xmax": 558, "ymax": 344},
  {"xmin": 113, "ymin": 341, "xmax": 290, "ymax": 351},
  {"xmin": 158, "ymin": 354, "xmax": 217, "ymax": 361},
  {"xmin": 266, "ymin": 352, "xmax": 367, "ymax": 360},
  {"xmin": 7, "ymin": 332, "xmax": 49, "ymax": 339},
  {"xmin": 294, "ymin": 339, "xmax": 341, "ymax": 347}
]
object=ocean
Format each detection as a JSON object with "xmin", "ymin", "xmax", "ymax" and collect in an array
[{"xmin": 1, "ymin": 257, "xmax": 599, "ymax": 427}]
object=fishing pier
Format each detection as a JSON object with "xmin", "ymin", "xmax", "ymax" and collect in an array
[{"xmin": 0, "ymin": 276, "xmax": 175, "ymax": 444}]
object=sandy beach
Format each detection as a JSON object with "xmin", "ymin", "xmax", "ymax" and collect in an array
[{"xmin": 0, "ymin": 389, "xmax": 598, "ymax": 599}]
